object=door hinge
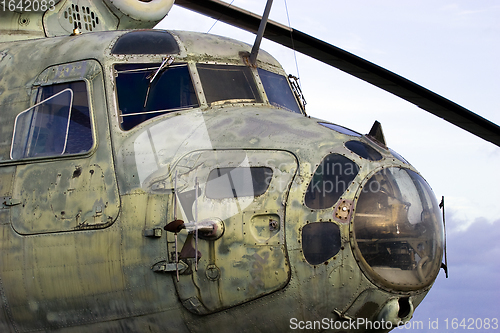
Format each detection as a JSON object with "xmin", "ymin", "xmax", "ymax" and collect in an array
[{"xmin": 2, "ymin": 197, "xmax": 21, "ymax": 207}]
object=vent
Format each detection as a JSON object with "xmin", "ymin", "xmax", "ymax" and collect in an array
[{"xmin": 63, "ymin": 4, "xmax": 99, "ymax": 32}]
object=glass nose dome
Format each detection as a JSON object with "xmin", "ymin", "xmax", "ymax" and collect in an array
[{"xmin": 352, "ymin": 167, "xmax": 444, "ymax": 291}]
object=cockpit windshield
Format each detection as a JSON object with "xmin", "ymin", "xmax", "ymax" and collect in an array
[
  {"xmin": 197, "ymin": 64, "xmax": 301, "ymax": 113},
  {"xmin": 115, "ymin": 63, "xmax": 199, "ymax": 130},
  {"xmin": 197, "ymin": 64, "xmax": 262, "ymax": 106},
  {"xmin": 115, "ymin": 63, "xmax": 303, "ymax": 130}
]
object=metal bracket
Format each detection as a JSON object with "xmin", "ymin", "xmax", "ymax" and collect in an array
[
  {"xmin": 144, "ymin": 228, "xmax": 162, "ymax": 238},
  {"xmin": 332, "ymin": 309, "xmax": 355, "ymax": 321},
  {"xmin": 288, "ymin": 74, "xmax": 307, "ymax": 111},
  {"xmin": 152, "ymin": 260, "xmax": 188, "ymax": 274}
]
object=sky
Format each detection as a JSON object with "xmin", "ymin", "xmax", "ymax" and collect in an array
[{"xmin": 157, "ymin": 1, "xmax": 500, "ymax": 330}]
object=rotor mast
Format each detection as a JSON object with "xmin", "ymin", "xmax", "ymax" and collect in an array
[{"xmin": 249, "ymin": 0, "xmax": 273, "ymax": 66}]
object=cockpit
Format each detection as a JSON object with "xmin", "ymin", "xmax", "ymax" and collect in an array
[{"xmin": 111, "ymin": 30, "xmax": 303, "ymax": 130}]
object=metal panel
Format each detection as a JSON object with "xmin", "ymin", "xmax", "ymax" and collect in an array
[
  {"xmin": 10, "ymin": 60, "xmax": 120, "ymax": 234},
  {"xmin": 169, "ymin": 150, "xmax": 296, "ymax": 314}
]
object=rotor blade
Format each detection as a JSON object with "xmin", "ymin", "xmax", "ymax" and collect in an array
[{"xmin": 175, "ymin": 0, "xmax": 500, "ymax": 147}]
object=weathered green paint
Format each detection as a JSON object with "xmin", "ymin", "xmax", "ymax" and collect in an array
[
  {"xmin": 170, "ymin": 150, "xmax": 295, "ymax": 314},
  {"xmin": 10, "ymin": 60, "xmax": 120, "ymax": 235},
  {"xmin": 0, "ymin": 20, "xmax": 443, "ymax": 333}
]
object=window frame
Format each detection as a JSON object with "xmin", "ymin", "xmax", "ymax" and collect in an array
[{"xmin": 9, "ymin": 78, "xmax": 96, "ymax": 162}]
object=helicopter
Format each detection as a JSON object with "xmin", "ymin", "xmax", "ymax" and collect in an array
[{"xmin": 0, "ymin": 1, "xmax": 499, "ymax": 332}]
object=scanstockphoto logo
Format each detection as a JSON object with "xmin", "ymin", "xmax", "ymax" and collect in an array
[{"xmin": 289, "ymin": 317, "xmax": 395, "ymax": 331}]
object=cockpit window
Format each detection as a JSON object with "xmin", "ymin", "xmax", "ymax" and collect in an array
[
  {"xmin": 197, "ymin": 64, "xmax": 262, "ymax": 106},
  {"xmin": 115, "ymin": 63, "xmax": 199, "ymax": 130},
  {"xmin": 302, "ymin": 222, "xmax": 341, "ymax": 265},
  {"xmin": 305, "ymin": 154, "xmax": 359, "ymax": 209},
  {"xmin": 257, "ymin": 68, "xmax": 301, "ymax": 114},
  {"xmin": 345, "ymin": 140, "xmax": 383, "ymax": 161},
  {"xmin": 11, "ymin": 81, "xmax": 93, "ymax": 159},
  {"xmin": 353, "ymin": 168, "xmax": 444, "ymax": 291},
  {"xmin": 319, "ymin": 123, "xmax": 361, "ymax": 137},
  {"xmin": 206, "ymin": 167, "xmax": 273, "ymax": 199}
]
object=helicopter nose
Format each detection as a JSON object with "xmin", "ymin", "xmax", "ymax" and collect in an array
[
  {"xmin": 293, "ymin": 142, "xmax": 444, "ymax": 328},
  {"xmin": 297, "ymin": 137, "xmax": 444, "ymax": 292},
  {"xmin": 351, "ymin": 167, "xmax": 445, "ymax": 292}
]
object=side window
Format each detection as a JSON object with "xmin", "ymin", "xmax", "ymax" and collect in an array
[
  {"xmin": 11, "ymin": 81, "xmax": 93, "ymax": 159},
  {"xmin": 206, "ymin": 167, "xmax": 273, "ymax": 199},
  {"xmin": 257, "ymin": 68, "xmax": 302, "ymax": 114}
]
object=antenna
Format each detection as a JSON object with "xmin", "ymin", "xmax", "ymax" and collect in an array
[
  {"xmin": 174, "ymin": 171, "xmax": 179, "ymax": 282},
  {"xmin": 439, "ymin": 196, "xmax": 449, "ymax": 278},
  {"xmin": 249, "ymin": 0, "xmax": 273, "ymax": 66}
]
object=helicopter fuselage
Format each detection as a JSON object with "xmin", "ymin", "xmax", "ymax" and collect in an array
[{"xmin": 0, "ymin": 29, "xmax": 444, "ymax": 332}]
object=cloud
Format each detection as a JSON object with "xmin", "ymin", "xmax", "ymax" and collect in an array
[{"xmin": 410, "ymin": 215, "xmax": 500, "ymax": 330}]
